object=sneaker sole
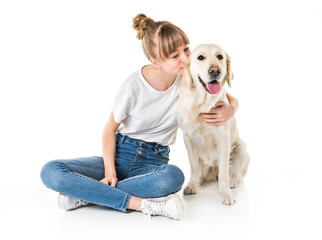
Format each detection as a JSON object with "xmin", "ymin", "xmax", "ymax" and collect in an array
[
  {"xmin": 58, "ymin": 193, "xmax": 68, "ymax": 210},
  {"xmin": 168, "ymin": 194, "xmax": 184, "ymax": 220}
]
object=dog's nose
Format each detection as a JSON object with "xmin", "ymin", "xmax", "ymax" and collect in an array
[{"xmin": 208, "ymin": 66, "xmax": 221, "ymax": 77}]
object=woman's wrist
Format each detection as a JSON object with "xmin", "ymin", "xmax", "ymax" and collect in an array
[
  {"xmin": 105, "ymin": 170, "xmax": 116, "ymax": 177},
  {"xmin": 230, "ymin": 103, "xmax": 236, "ymax": 115}
]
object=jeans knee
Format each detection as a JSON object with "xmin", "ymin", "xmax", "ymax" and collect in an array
[
  {"xmin": 40, "ymin": 160, "xmax": 67, "ymax": 192},
  {"xmin": 156, "ymin": 164, "xmax": 185, "ymax": 195},
  {"xmin": 167, "ymin": 164, "xmax": 185, "ymax": 187}
]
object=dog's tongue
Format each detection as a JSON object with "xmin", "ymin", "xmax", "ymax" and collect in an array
[{"xmin": 207, "ymin": 82, "xmax": 221, "ymax": 94}]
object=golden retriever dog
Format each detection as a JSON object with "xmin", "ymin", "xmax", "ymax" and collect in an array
[{"xmin": 177, "ymin": 44, "xmax": 249, "ymax": 205}]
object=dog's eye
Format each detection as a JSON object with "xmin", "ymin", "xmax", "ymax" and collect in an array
[
  {"xmin": 217, "ymin": 55, "xmax": 223, "ymax": 60},
  {"xmin": 197, "ymin": 55, "xmax": 205, "ymax": 60}
]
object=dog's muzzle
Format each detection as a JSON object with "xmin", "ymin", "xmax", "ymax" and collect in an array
[{"xmin": 198, "ymin": 76, "xmax": 221, "ymax": 95}]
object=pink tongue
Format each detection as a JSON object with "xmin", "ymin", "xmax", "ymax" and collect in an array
[{"xmin": 206, "ymin": 83, "xmax": 221, "ymax": 94}]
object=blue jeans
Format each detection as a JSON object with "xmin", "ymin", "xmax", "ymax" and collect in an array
[{"xmin": 40, "ymin": 133, "xmax": 185, "ymax": 212}]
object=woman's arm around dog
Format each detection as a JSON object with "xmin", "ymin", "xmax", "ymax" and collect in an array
[{"xmin": 199, "ymin": 93, "xmax": 239, "ymax": 126}]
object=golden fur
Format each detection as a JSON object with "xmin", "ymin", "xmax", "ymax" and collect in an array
[{"xmin": 177, "ymin": 44, "xmax": 249, "ymax": 205}]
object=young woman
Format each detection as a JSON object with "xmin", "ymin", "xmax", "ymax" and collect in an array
[{"xmin": 40, "ymin": 14, "xmax": 238, "ymax": 220}]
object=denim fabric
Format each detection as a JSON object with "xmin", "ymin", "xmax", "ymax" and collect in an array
[{"xmin": 40, "ymin": 133, "xmax": 185, "ymax": 212}]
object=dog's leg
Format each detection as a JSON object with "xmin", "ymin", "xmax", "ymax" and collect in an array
[
  {"xmin": 229, "ymin": 139, "xmax": 250, "ymax": 188},
  {"xmin": 217, "ymin": 133, "xmax": 236, "ymax": 205},
  {"xmin": 183, "ymin": 135, "xmax": 201, "ymax": 195}
]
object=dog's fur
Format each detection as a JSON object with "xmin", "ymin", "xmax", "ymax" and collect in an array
[{"xmin": 177, "ymin": 44, "xmax": 249, "ymax": 205}]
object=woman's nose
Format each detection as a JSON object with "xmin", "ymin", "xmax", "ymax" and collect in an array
[{"xmin": 180, "ymin": 53, "xmax": 188, "ymax": 63}]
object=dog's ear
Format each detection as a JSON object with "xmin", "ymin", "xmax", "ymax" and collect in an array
[
  {"xmin": 181, "ymin": 59, "xmax": 194, "ymax": 88},
  {"xmin": 224, "ymin": 53, "xmax": 234, "ymax": 88}
]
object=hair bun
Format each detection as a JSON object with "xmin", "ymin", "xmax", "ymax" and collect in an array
[{"xmin": 133, "ymin": 13, "xmax": 154, "ymax": 40}]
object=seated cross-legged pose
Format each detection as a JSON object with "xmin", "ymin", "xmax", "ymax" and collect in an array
[{"xmin": 40, "ymin": 13, "xmax": 238, "ymax": 220}]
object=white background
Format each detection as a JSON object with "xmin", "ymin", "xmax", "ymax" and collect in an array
[{"xmin": 1, "ymin": 0, "xmax": 322, "ymax": 239}]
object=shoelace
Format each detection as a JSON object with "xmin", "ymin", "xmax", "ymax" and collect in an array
[
  {"xmin": 141, "ymin": 199, "xmax": 169, "ymax": 218},
  {"xmin": 74, "ymin": 199, "xmax": 88, "ymax": 208}
]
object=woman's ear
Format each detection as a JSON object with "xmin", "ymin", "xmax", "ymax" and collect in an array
[
  {"xmin": 181, "ymin": 59, "xmax": 194, "ymax": 88},
  {"xmin": 150, "ymin": 57, "xmax": 160, "ymax": 68},
  {"xmin": 224, "ymin": 53, "xmax": 234, "ymax": 88}
]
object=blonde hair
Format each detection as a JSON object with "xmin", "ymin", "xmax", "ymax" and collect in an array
[{"xmin": 132, "ymin": 14, "xmax": 189, "ymax": 61}]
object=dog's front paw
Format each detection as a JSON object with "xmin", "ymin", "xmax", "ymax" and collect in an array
[
  {"xmin": 184, "ymin": 183, "xmax": 199, "ymax": 195},
  {"xmin": 219, "ymin": 189, "xmax": 236, "ymax": 205}
]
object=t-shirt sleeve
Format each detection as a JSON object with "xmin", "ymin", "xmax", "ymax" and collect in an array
[{"xmin": 112, "ymin": 82, "xmax": 134, "ymax": 123}]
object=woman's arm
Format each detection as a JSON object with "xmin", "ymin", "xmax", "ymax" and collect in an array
[
  {"xmin": 100, "ymin": 112, "xmax": 121, "ymax": 187},
  {"xmin": 226, "ymin": 92, "xmax": 239, "ymax": 113},
  {"xmin": 199, "ymin": 93, "xmax": 239, "ymax": 126}
]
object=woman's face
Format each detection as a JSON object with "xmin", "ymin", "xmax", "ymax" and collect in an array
[{"xmin": 158, "ymin": 45, "xmax": 191, "ymax": 76}]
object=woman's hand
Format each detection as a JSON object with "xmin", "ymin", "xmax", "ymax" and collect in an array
[
  {"xmin": 100, "ymin": 174, "xmax": 118, "ymax": 187},
  {"xmin": 199, "ymin": 101, "xmax": 236, "ymax": 126}
]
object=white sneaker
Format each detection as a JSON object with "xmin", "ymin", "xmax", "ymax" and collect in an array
[
  {"xmin": 139, "ymin": 194, "xmax": 184, "ymax": 220},
  {"xmin": 58, "ymin": 193, "xmax": 88, "ymax": 210}
]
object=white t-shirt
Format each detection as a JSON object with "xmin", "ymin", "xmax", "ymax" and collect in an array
[{"xmin": 113, "ymin": 66, "xmax": 181, "ymax": 146}]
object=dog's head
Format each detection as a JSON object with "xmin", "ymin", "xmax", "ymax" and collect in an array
[{"xmin": 182, "ymin": 44, "xmax": 233, "ymax": 94}]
